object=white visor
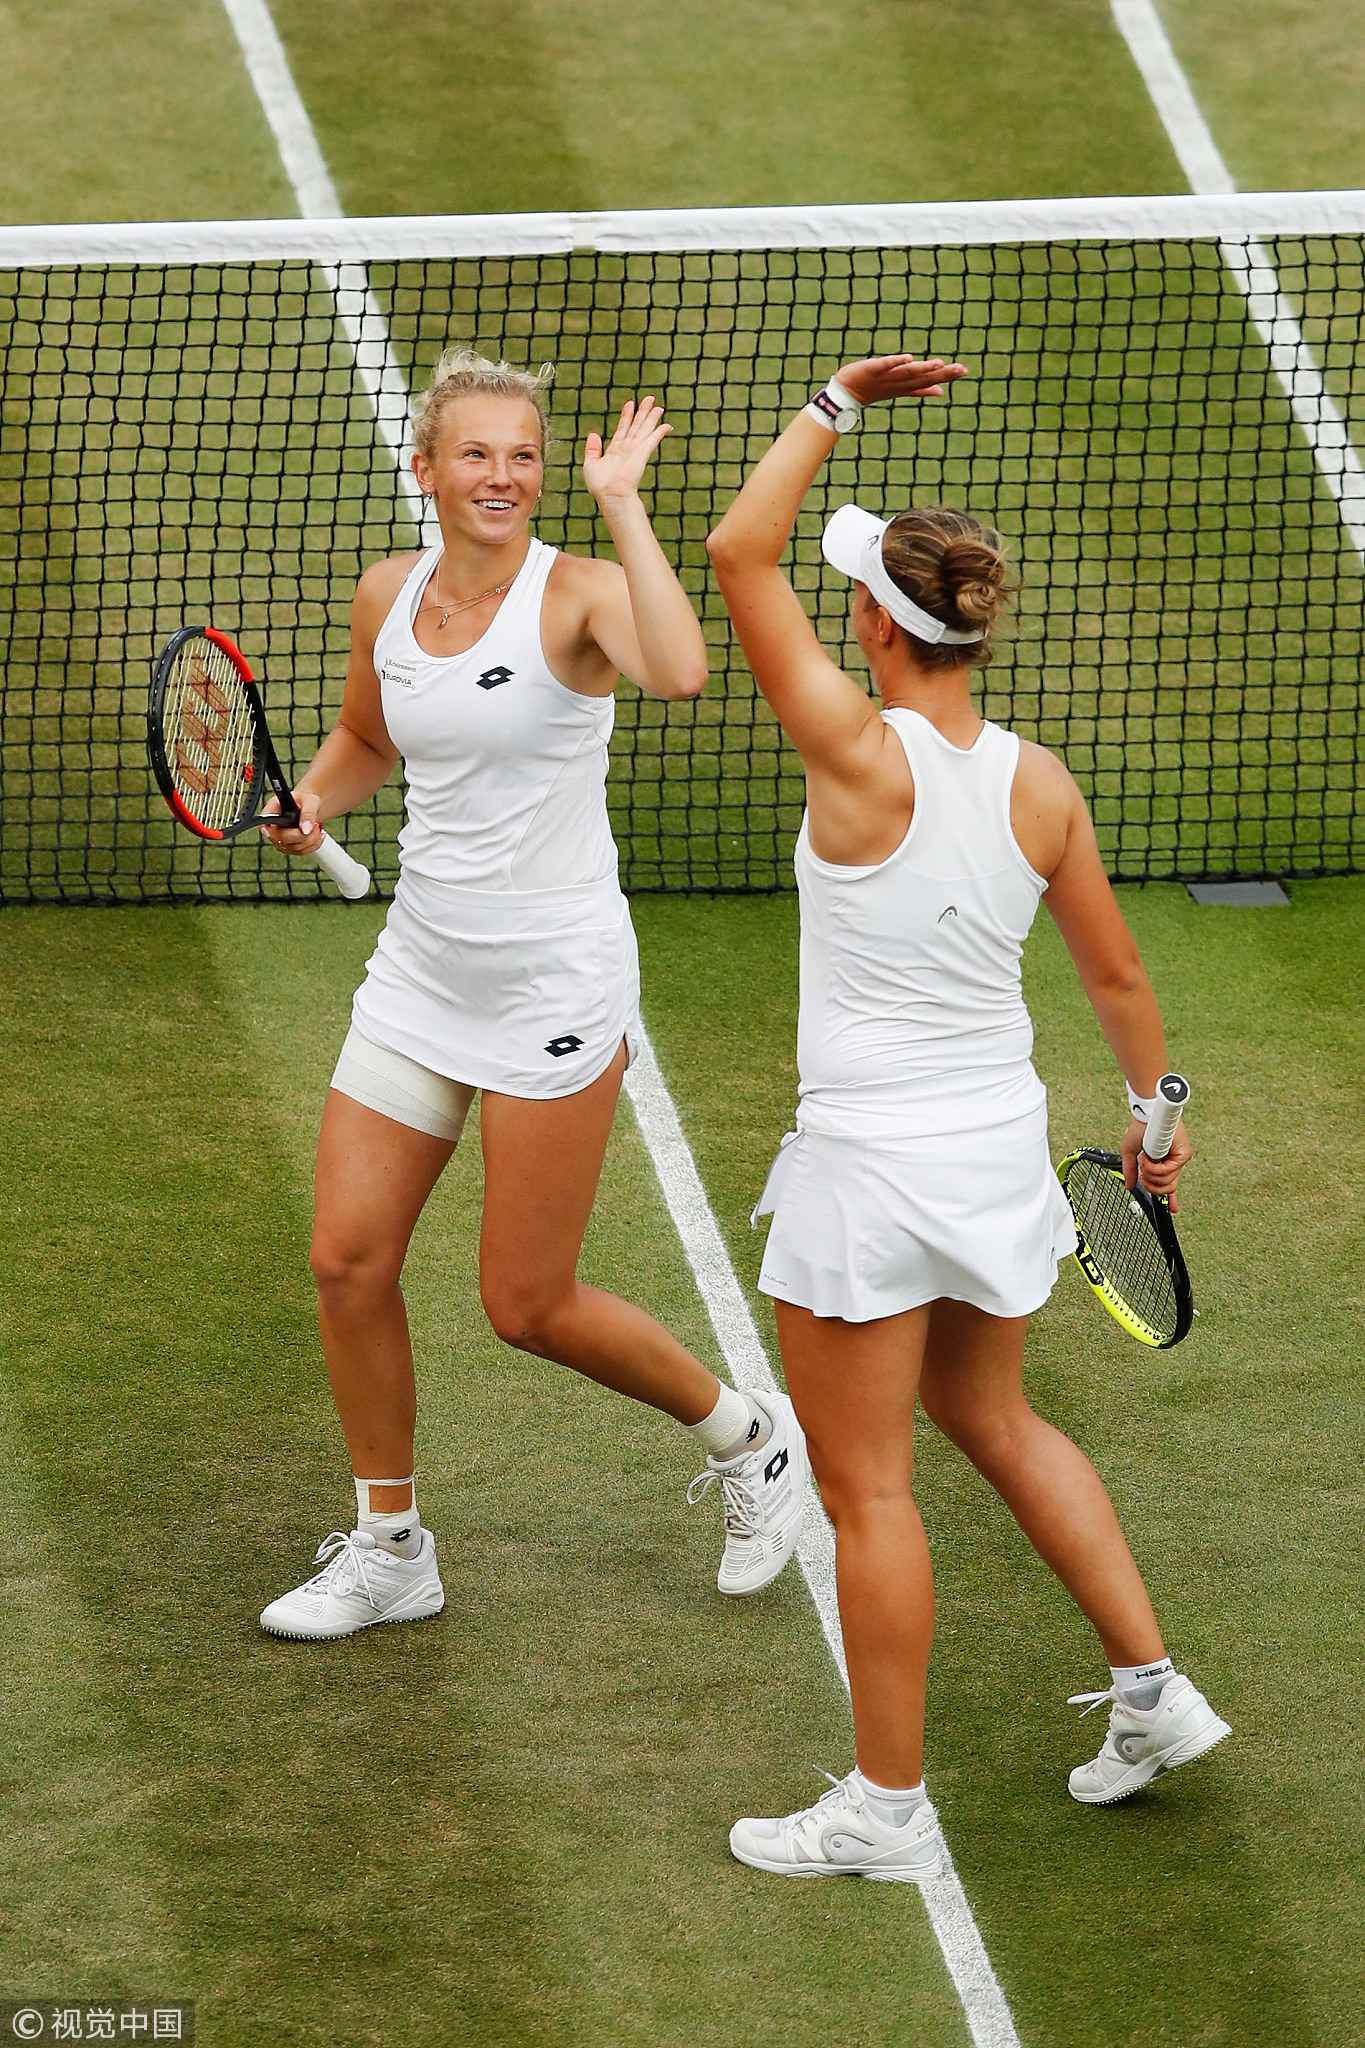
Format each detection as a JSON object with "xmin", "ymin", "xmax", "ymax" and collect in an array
[{"xmin": 821, "ymin": 504, "xmax": 985, "ymax": 645}]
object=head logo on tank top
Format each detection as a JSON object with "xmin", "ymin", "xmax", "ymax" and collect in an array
[
  {"xmin": 937, "ymin": 904, "xmax": 959, "ymax": 925},
  {"xmin": 475, "ymin": 665, "xmax": 514, "ymax": 691}
]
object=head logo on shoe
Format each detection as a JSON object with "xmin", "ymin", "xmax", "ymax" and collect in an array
[{"xmin": 1114, "ymin": 1731, "xmax": 1150, "ymax": 1764}]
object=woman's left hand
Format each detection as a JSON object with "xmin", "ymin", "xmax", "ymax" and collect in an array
[
  {"xmin": 836, "ymin": 352, "xmax": 969, "ymax": 405},
  {"xmin": 584, "ymin": 397, "xmax": 673, "ymax": 504}
]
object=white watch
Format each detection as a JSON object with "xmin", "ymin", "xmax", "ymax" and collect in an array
[{"xmin": 805, "ymin": 376, "xmax": 862, "ymax": 434}]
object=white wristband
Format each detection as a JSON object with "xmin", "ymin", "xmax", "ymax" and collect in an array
[
  {"xmin": 805, "ymin": 376, "xmax": 863, "ymax": 434},
  {"xmin": 1126, "ymin": 1084, "xmax": 1159, "ymax": 1125}
]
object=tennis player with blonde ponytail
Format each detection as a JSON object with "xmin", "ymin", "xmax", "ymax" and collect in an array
[
  {"xmin": 708, "ymin": 354, "xmax": 1229, "ymax": 1881},
  {"xmin": 256, "ymin": 347, "xmax": 807, "ymax": 1642}
]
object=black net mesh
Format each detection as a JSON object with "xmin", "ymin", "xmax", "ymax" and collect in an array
[{"xmin": 2, "ymin": 231, "xmax": 1362, "ymax": 904}]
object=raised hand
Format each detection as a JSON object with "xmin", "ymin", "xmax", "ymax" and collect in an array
[
  {"xmin": 836, "ymin": 353, "xmax": 969, "ymax": 405},
  {"xmin": 583, "ymin": 397, "xmax": 673, "ymax": 503}
]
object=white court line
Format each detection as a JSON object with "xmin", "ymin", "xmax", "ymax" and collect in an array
[
  {"xmin": 221, "ymin": 0, "xmax": 427, "ymax": 524},
  {"xmin": 1112, "ymin": 0, "xmax": 1365, "ymax": 560},
  {"xmin": 624, "ymin": 1030, "xmax": 1022, "ymax": 2048},
  {"xmin": 220, "ymin": 2, "xmax": 1022, "ymax": 2038}
]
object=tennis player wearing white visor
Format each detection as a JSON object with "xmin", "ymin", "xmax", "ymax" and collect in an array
[{"xmin": 707, "ymin": 352, "xmax": 1228, "ymax": 1882}]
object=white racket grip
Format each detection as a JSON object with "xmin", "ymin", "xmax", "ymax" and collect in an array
[
  {"xmin": 312, "ymin": 831, "xmax": 372, "ymax": 900},
  {"xmin": 1141, "ymin": 1073, "xmax": 1191, "ymax": 1161}
]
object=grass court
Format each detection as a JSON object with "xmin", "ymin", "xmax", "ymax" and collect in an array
[{"xmin": 2, "ymin": 5, "xmax": 1363, "ymax": 2045}]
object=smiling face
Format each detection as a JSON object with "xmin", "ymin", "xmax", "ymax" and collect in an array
[{"xmin": 413, "ymin": 393, "xmax": 545, "ymax": 547}]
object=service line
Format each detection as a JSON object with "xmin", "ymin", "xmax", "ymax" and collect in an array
[{"xmin": 221, "ymin": 1, "xmax": 1020, "ymax": 2038}]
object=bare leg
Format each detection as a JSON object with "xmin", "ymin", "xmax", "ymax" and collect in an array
[
  {"xmin": 477, "ymin": 1044, "xmax": 722, "ymax": 1425},
  {"xmin": 310, "ymin": 1088, "xmax": 459, "ymax": 1505},
  {"xmin": 775, "ymin": 1298, "xmax": 933, "ymax": 1788},
  {"xmin": 918, "ymin": 1300, "xmax": 1164, "ymax": 1667}
]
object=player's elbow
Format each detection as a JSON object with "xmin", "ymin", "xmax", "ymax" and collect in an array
[
  {"xmin": 705, "ymin": 522, "xmax": 743, "ymax": 571},
  {"xmin": 1089, "ymin": 953, "xmax": 1149, "ymax": 1003},
  {"xmin": 707, "ymin": 523, "xmax": 777, "ymax": 583},
  {"xmin": 667, "ymin": 664, "xmax": 707, "ymax": 701}
]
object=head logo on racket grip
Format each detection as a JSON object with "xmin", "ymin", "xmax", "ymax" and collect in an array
[{"xmin": 175, "ymin": 656, "xmax": 233, "ymax": 795}]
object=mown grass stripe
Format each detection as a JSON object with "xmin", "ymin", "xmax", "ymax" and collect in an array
[
  {"xmin": 1112, "ymin": 0, "xmax": 1365, "ymax": 557},
  {"xmin": 217, "ymin": 6, "xmax": 1022, "ymax": 2030},
  {"xmin": 221, "ymin": 0, "xmax": 427, "ymax": 518},
  {"xmin": 625, "ymin": 1026, "xmax": 1023, "ymax": 2048}
]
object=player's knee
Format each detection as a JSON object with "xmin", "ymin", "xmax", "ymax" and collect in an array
[
  {"xmin": 929, "ymin": 1396, "xmax": 1029, "ymax": 1472},
  {"xmin": 808, "ymin": 1446, "xmax": 913, "ymax": 1526},
  {"xmin": 309, "ymin": 1231, "xmax": 401, "ymax": 1302},
  {"xmin": 479, "ymin": 1272, "xmax": 565, "ymax": 1354}
]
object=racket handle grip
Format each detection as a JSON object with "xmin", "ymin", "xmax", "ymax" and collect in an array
[
  {"xmin": 1141, "ymin": 1073, "xmax": 1190, "ymax": 1162},
  {"xmin": 312, "ymin": 831, "xmax": 372, "ymax": 900}
]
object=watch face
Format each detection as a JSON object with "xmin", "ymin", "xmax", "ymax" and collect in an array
[{"xmin": 833, "ymin": 406, "xmax": 860, "ymax": 432}]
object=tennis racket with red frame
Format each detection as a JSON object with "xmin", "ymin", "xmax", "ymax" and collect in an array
[{"xmin": 147, "ymin": 626, "xmax": 371, "ymax": 899}]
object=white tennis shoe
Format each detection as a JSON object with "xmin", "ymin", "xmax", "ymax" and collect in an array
[
  {"xmin": 259, "ymin": 1528, "xmax": 445, "ymax": 1640},
  {"xmin": 730, "ymin": 1771, "xmax": 946, "ymax": 1882},
  {"xmin": 687, "ymin": 1389, "xmax": 808, "ymax": 1595},
  {"xmin": 1068, "ymin": 1674, "xmax": 1231, "ymax": 1803}
]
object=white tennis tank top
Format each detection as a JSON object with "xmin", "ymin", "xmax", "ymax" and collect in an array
[
  {"xmin": 372, "ymin": 536, "xmax": 618, "ymax": 891},
  {"xmin": 794, "ymin": 707, "xmax": 1050, "ymax": 1140}
]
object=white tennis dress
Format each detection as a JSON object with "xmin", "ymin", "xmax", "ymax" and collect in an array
[
  {"xmin": 755, "ymin": 707, "xmax": 1076, "ymax": 1321},
  {"xmin": 345, "ymin": 536, "xmax": 640, "ymax": 1100}
]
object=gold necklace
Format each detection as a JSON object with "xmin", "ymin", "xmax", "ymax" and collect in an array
[{"xmin": 425, "ymin": 574, "xmax": 513, "ymax": 630}]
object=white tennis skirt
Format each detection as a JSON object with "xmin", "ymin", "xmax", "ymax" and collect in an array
[
  {"xmin": 350, "ymin": 869, "xmax": 640, "ymax": 1100},
  {"xmin": 754, "ymin": 1106, "xmax": 1078, "ymax": 1323}
]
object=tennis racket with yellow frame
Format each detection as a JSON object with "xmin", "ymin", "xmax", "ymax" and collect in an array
[{"xmin": 1057, "ymin": 1074, "xmax": 1193, "ymax": 1349}]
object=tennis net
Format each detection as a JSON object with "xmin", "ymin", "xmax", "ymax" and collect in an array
[{"xmin": 1, "ymin": 193, "xmax": 1362, "ymax": 904}]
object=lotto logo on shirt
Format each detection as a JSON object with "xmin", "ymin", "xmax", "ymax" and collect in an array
[{"xmin": 382, "ymin": 658, "xmax": 419, "ymax": 691}]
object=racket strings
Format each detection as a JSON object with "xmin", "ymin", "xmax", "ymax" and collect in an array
[
  {"xmin": 163, "ymin": 639, "xmax": 259, "ymax": 832},
  {"xmin": 1068, "ymin": 1158, "xmax": 1178, "ymax": 1341}
]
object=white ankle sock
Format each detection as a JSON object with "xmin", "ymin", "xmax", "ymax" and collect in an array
[
  {"xmin": 1111, "ymin": 1656, "xmax": 1174, "ymax": 1709},
  {"xmin": 688, "ymin": 1384, "xmax": 770, "ymax": 1460},
  {"xmin": 853, "ymin": 1769, "xmax": 927, "ymax": 1828},
  {"xmin": 355, "ymin": 1475, "xmax": 422, "ymax": 1559}
]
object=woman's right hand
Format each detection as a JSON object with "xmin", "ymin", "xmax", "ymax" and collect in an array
[
  {"xmin": 259, "ymin": 788, "xmax": 323, "ymax": 856},
  {"xmin": 835, "ymin": 352, "xmax": 969, "ymax": 405},
  {"xmin": 1122, "ymin": 1115, "xmax": 1193, "ymax": 1213}
]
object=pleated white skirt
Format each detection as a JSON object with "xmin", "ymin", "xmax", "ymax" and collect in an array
[
  {"xmin": 350, "ymin": 869, "xmax": 640, "ymax": 1100},
  {"xmin": 754, "ymin": 1105, "xmax": 1077, "ymax": 1323}
]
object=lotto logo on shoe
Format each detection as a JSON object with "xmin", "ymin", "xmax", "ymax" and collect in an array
[
  {"xmin": 545, "ymin": 1034, "xmax": 585, "ymax": 1057},
  {"xmin": 475, "ymin": 665, "xmax": 514, "ymax": 691},
  {"xmin": 764, "ymin": 1446, "xmax": 790, "ymax": 1485}
]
